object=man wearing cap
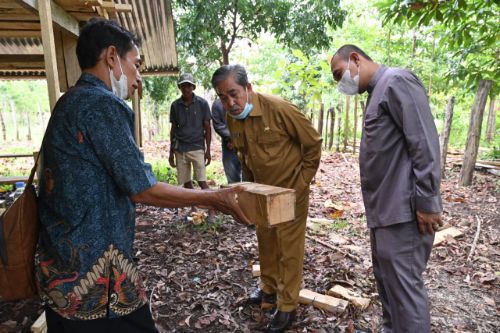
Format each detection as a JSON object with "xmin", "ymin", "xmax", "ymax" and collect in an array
[{"xmin": 169, "ymin": 74, "xmax": 212, "ymax": 193}]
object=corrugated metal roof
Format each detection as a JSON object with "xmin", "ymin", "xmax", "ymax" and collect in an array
[{"xmin": 0, "ymin": 0, "xmax": 178, "ymax": 78}]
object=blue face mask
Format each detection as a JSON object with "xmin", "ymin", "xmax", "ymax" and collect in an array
[{"xmin": 229, "ymin": 88, "xmax": 253, "ymax": 120}]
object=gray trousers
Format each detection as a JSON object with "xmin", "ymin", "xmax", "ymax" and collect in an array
[{"xmin": 370, "ymin": 221, "xmax": 434, "ymax": 333}]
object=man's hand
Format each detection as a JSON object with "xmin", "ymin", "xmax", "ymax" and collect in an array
[
  {"xmin": 205, "ymin": 150, "xmax": 211, "ymax": 166},
  {"xmin": 212, "ymin": 186, "xmax": 251, "ymax": 225},
  {"xmin": 416, "ymin": 211, "xmax": 443, "ymax": 235},
  {"xmin": 168, "ymin": 152, "xmax": 176, "ymax": 168}
]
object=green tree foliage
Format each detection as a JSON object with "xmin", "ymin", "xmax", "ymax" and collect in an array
[
  {"xmin": 376, "ymin": 0, "xmax": 499, "ymax": 92},
  {"xmin": 174, "ymin": 0, "xmax": 345, "ymax": 67}
]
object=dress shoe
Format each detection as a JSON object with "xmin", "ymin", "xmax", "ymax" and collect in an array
[
  {"xmin": 248, "ymin": 288, "xmax": 276, "ymax": 305},
  {"xmin": 265, "ymin": 309, "xmax": 296, "ymax": 333}
]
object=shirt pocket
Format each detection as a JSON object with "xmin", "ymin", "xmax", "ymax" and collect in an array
[{"xmin": 256, "ymin": 131, "xmax": 283, "ymax": 157}]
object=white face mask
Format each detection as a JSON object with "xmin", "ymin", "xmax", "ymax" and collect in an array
[
  {"xmin": 109, "ymin": 57, "xmax": 128, "ymax": 100},
  {"xmin": 338, "ymin": 58, "xmax": 360, "ymax": 96}
]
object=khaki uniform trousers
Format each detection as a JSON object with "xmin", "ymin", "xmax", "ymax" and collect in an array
[{"xmin": 257, "ymin": 188, "xmax": 309, "ymax": 312}]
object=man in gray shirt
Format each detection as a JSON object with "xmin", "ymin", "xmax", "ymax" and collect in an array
[
  {"xmin": 330, "ymin": 44, "xmax": 443, "ymax": 333},
  {"xmin": 169, "ymin": 73, "xmax": 212, "ymax": 190}
]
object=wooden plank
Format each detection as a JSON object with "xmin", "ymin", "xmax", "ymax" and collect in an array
[
  {"xmin": 61, "ymin": 30, "xmax": 80, "ymax": 89},
  {"xmin": 224, "ymin": 182, "xmax": 295, "ymax": 227},
  {"xmin": 298, "ymin": 289, "xmax": 348, "ymax": 314},
  {"xmin": 38, "ymin": 0, "xmax": 61, "ymax": 111},
  {"xmin": 433, "ymin": 227, "xmax": 463, "ymax": 246},
  {"xmin": 252, "ymin": 264, "xmax": 260, "ymax": 277},
  {"xmin": 327, "ymin": 285, "xmax": 370, "ymax": 310},
  {"xmin": 31, "ymin": 311, "xmax": 46, "ymax": 333},
  {"xmin": 0, "ymin": 30, "xmax": 40, "ymax": 37},
  {"xmin": 0, "ymin": 175, "xmax": 37, "ymax": 185},
  {"xmin": 0, "ymin": 21, "xmax": 40, "ymax": 30},
  {"xmin": 16, "ymin": 0, "xmax": 80, "ymax": 37},
  {"xmin": 0, "ymin": 153, "xmax": 34, "ymax": 158}
]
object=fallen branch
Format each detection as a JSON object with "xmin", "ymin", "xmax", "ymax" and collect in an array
[
  {"xmin": 305, "ymin": 234, "xmax": 360, "ymax": 262},
  {"xmin": 467, "ymin": 216, "xmax": 482, "ymax": 262}
]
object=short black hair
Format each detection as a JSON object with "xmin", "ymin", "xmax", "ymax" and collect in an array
[
  {"xmin": 334, "ymin": 44, "xmax": 373, "ymax": 62},
  {"xmin": 76, "ymin": 18, "xmax": 141, "ymax": 70},
  {"xmin": 211, "ymin": 64, "xmax": 249, "ymax": 89}
]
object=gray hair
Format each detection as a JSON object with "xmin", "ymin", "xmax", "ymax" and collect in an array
[{"xmin": 211, "ymin": 64, "xmax": 249, "ymax": 89}]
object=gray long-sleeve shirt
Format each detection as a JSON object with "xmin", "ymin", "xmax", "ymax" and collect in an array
[{"xmin": 360, "ymin": 66, "xmax": 442, "ymax": 228}]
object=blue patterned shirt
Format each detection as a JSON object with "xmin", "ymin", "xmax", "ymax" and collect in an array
[{"xmin": 36, "ymin": 73, "xmax": 157, "ymax": 320}]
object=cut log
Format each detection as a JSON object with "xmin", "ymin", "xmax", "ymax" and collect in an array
[
  {"xmin": 298, "ymin": 289, "xmax": 348, "ymax": 314},
  {"xmin": 327, "ymin": 285, "xmax": 370, "ymax": 310},
  {"xmin": 223, "ymin": 182, "xmax": 295, "ymax": 227},
  {"xmin": 433, "ymin": 227, "xmax": 463, "ymax": 246},
  {"xmin": 252, "ymin": 264, "xmax": 261, "ymax": 277},
  {"xmin": 31, "ymin": 311, "xmax": 46, "ymax": 333}
]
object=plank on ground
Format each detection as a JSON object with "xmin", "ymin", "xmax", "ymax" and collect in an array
[
  {"xmin": 298, "ymin": 289, "xmax": 348, "ymax": 314},
  {"xmin": 327, "ymin": 285, "xmax": 370, "ymax": 310},
  {"xmin": 433, "ymin": 227, "xmax": 463, "ymax": 246}
]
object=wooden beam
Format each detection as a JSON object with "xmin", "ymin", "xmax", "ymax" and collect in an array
[
  {"xmin": 38, "ymin": 0, "xmax": 61, "ymax": 110},
  {"xmin": 0, "ymin": 30, "xmax": 41, "ymax": 37},
  {"xmin": 99, "ymin": 1, "xmax": 132, "ymax": 13},
  {"xmin": 16, "ymin": 0, "xmax": 80, "ymax": 37},
  {"xmin": 0, "ymin": 21, "xmax": 40, "ymax": 30},
  {"xmin": 61, "ymin": 31, "xmax": 80, "ymax": 88},
  {"xmin": 0, "ymin": 54, "xmax": 45, "ymax": 69}
]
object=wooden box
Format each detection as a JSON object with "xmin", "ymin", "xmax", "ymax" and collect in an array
[{"xmin": 224, "ymin": 182, "xmax": 295, "ymax": 227}]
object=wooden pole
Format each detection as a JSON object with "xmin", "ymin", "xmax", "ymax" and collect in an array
[
  {"xmin": 324, "ymin": 106, "xmax": 329, "ymax": 149},
  {"xmin": 485, "ymin": 97, "xmax": 496, "ymax": 143},
  {"xmin": 318, "ymin": 102, "xmax": 324, "ymax": 137},
  {"xmin": 343, "ymin": 96, "xmax": 350, "ymax": 152},
  {"xmin": 459, "ymin": 80, "xmax": 493, "ymax": 186},
  {"xmin": 336, "ymin": 105, "xmax": 342, "ymax": 152},
  {"xmin": 328, "ymin": 107, "xmax": 335, "ymax": 150},
  {"xmin": 39, "ymin": 0, "xmax": 61, "ymax": 111},
  {"xmin": 440, "ymin": 96, "xmax": 455, "ymax": 178}
]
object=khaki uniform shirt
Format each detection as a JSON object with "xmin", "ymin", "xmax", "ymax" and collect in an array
[{"xmin": 227, "ymin": 92, "xmax": 322, "ymax": 199}]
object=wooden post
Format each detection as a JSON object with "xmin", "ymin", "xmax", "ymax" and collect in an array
[
  {"xmin": 485, "ymin": 96, "xmax": 496, "ymax": 143},
  {"xmin": 318, "ymin": 103, "xmax": 324, "ymax": 137},
  {"xmin": 440, "ymin": 96, "xmax": 455, "ymax": 178},
  {"xmin": 343, "ymin": 96, "xmax": 350, "ymax": 152},
  {"xmin": 39, "ymin": 0, "xmax": 61, "ymax": 111},
  {"xmin": 353, "ymin": 95, "xmax": 358, "ymax": 154},
  {"xmin": 132, "ymin": 89, "xmax": 142, "ymax": 147},
  {"xmin": 328, "ymin": 108, "xmax": 335, "ymax": 150},
  {"xmin": 459, "ymin": 80, "xmax": 493, "ymax": 186},
  {"xmin": 336, "ymin": 105, "xmax": 342, "ymax": 152},
  {"xmin": 0, "ymin": 105, "xmax": 5, "ymax": 141}
]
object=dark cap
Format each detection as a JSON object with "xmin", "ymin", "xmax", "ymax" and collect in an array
[{"xmin": 178, "ymin": 73, "xmax": 196, "ymax": 87}]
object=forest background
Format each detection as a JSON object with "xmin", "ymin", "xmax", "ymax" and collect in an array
[{"xmin": 0, "ymin": 0, "xmax": 498, "ymax": 183}]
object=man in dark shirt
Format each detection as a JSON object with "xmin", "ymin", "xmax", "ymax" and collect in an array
[
  {"xmin": 169, "ymin": 74, "xmax": 212, "ymax": 190},
  {"xmin": 211, "ymin": 99, "xmax": 242, "ymax": 183},
  {"xmin": 37, "ymin": 19, "xmax": 249, "ymax": 333},
  {"xmin": 330, "ymin": 44, "xmax": 443, "ymax": 333}
]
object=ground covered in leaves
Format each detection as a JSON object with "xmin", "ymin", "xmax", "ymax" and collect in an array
[{"xmin": 1, "ymin": 142, "xmax": 498, "ymax": 333}]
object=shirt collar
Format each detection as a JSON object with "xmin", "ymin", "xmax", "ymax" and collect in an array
[
  {"xmin": 367, "ymin": 65, "xmax": 387, "ymax": 94},
  {"xmin": 77, "ymin": 72, "xmax": 110, "ymax": 91},
  {"xmin": 248, "ymin": 91, "xmax": 263, "ymax": 117}
]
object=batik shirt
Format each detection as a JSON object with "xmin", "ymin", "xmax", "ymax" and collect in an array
[{"xmin": 36, "ymin": 73, "xmax": 157, "ymax": 320}]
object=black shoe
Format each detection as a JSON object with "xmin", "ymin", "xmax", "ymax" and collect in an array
[
  {"xmin": 265, "ymin": 309, "xmax": 296, "ymax": 333},
  {"xmin": 248, "ymin": 288, "xmax": 276, "ymax": 305}
]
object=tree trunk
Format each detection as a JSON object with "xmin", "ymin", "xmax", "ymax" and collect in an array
[
  {"xmin": 0, "ymin": 109, "xmax": 5, "ymax": 142},
  {"xmin": 353, "ymin": 96, "xmax": 358, "ymax": 154},
  {"xmin": 318, "ymin": 103, "xmax": 324, "ymax": 136},
  {"xmin": 324, "ymin": 106, "xmax": 329, "ymax": 149},
  {"xmin": 485, "ymin": 96, "xmax": 496, "ymax": 143},
  {"xmin": 27, "ymin": 111, "xmax": 32, "ymax": 141},
  {"xmin": 336, "ymin": 105, "xmax": 342, "ymax": 152},
  {"xmin": 343, "ymin": 96, "xmax": 350, "ymax": 152},
  {"xmin": 459, "ymin": 80, "xmax": 493, "ymax": 186},
  {"xmin": 328, "ymin": 107, "xmax": 335, "ymax": 150},
  {"xmin": 9, "ymin": 98, "xmax": 19, "ymax": 141},
  {"xmin": 440, "ymin": 96, "xmax": 455, "ymax": 178},
  {"xmin": 38, "ymin": 102, "xmax": 45, "ymax": 133},
  {"xmin": 360, "ymin": 100, "xmax": 366, "ymax": 127},
  {"xmin": 428, "ymin": 34, "xmax": 435, "ymax": 98}
]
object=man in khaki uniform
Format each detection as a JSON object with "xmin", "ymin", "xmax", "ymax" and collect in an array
[{"xmin": 211, "ymin": 64, "xmax": 322, "ymax": 333}]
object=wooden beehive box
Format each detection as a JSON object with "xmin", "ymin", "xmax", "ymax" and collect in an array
[{"xmin": 224, "ymin": 182, "xmax": 295, "ymax": 227}]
